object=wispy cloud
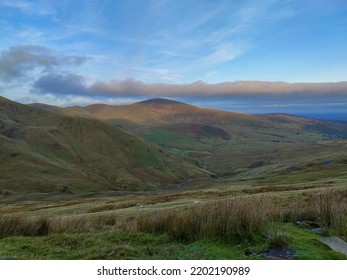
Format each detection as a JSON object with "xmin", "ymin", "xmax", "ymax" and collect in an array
[
  {"xmin": 203, "ymin": 43, "xmax": 248, "ymax": 64},
  {"xmin": 0, "ymin": 0, "xmax": 33, "ymax": 13},
  {"xmin": 175, "ymin": 1, "xmax": 228, "ymax": 35},
  {"xmin": 1, "ymin": 0, "xmax": 346, "ymax": 109},
  {"xmin": 0, "ymin": 0, "xmax": 55, "ymax": 16},
  {"xmin": 138, "ymin": 0, "xmax": 296, "ymax": 80},
  {"xmin": 0, "ymin": 1, "xmax": 299, "ymax": 86}
]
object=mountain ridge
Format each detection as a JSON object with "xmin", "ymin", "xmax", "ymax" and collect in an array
[
  {"xmin": 26, "ymin": 96, "xmax": 347, "ymax": 177},
  {"xmin": 0, "ymin": 96, "xmax": 207, "ymax": 194}
]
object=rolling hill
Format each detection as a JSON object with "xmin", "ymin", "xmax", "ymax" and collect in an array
[
  {"xmin": 0, "ymin": 96, "xmax": 207, "ymax": 196},
  {"xmin": 31, "ymin": 98, "xmax": 347, "ymax": 184}
]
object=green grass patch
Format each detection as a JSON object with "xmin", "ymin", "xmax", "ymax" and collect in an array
[
  {"xmin": 0, "ymin": 231, "xmax": 183, "ymax": 260},
  {"xmin": 281, "ymin": 223, "xmax": 346, "ymax": 260},
  {"xmin": 0, "ymin": 230, "xmax": 269, "ymax": 260},
  {"xmin": 1, "ymin": 224, "xmax": 345, "ymax": 260}
]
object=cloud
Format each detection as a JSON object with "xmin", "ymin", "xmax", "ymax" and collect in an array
[
  {"xmin": 0, "ymin": 0, "xmax": 33, "ymax": 13},
  {"xmin": 34, "ymin": 72, "xmax": 88, "ymax": 96},
  {"xmin": 203, "ymin": 43, "xmax": 247, "ymax": 64},
  {"xmin": 33, "ymin": 74, "xmax": 347, "ymax": 102},
  {"xmin": 19, "ymin": 93, "xmax": 141, "ymax": 107},
  {"xmin": 0, "ymin": 45, "xmax": 91, "ymax": 81},
  {"xmin": 0, "ymin": 0, "xmax": 55, "ymax": 16}
]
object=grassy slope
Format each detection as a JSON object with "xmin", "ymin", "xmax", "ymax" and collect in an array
[
  {"xmin": 35, "ymin": 98, "xmax": 347, "ymax": 184},
  {"xmin": 1, "ymin": 226, "xmax": 345, "ymax": 260},
  {"xmin": 1, "ymin": 185, "xmax": 346, "ymax": 260},
  {"xmin": 1, "ymin": 98, "xmax": 343, "ymax": 260},
  {"xmin": 0, "ymin": 96, "xmax": 206, "ymax": 194}
]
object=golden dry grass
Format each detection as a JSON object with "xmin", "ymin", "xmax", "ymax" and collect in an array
[
  {"xmin": 136, "ymin": 196, "xmax": 279, "ymax": 242},
  {"xmin": 0, "ymin": 213, "xmax": 119, "ymax": 237}
]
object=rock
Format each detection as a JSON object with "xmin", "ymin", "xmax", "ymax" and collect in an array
[
  {"xmin": 306, "ymin": 221, "xmax": 320, "ymax": 228},
  {"xmin": 311, "ymin": 228, "xmax": 324, "ymax": 234},
  {"xmin": 323, "ymin": 160, "xmax": 335, "ymax": 166},
  {"xmin": 319, "ymin": 237, "xmax": 347, "ymax": 257},
  {"xmin": 295, "ymin": 220, "xmax": 320, "ymax": 229},
  {"xmin": 261, "ymin": 248, "xmax": 296, "ymax": 260}
]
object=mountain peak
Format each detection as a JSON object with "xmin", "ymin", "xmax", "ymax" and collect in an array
[{"xmin": 136, "ymin": 98, "xmax": 185, "ymax": 105}]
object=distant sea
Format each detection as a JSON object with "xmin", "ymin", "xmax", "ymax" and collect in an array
[{"xmin": 298, "ymin": 113, "xmax": 347, "ymax": 121}]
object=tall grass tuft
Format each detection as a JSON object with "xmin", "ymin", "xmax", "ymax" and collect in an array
[
  {"xmin": 315, "ymin": 190, "xmax": 347, "ymax": 238},
  {"xmin": 137, "ymin": 196, "xmax": 279, "ymax": 242},
  {"xmin": 0, "ymin": 213, "xmax": 118, "ymax": 237},
  {"xmin": 281, "ymin": 189, "xmax": 347, "ymax": 239},
  {"xmin": 0, "ymin": 215, "xmax": 51, "ymax": 237}
]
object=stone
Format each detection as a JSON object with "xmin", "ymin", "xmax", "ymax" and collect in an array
[
  {"xmin": 266, "ymin": 248, "xmax": 295, "ymax": 260},
  {"xmin": 295, "ymin": 220, "xmax": 320, "ymax": 229},
  {"xmin": 319, "ymin": 237, "xmax": 347, "ymax": 257},
  {"xmin": 311, "ymin": 228, "xmax": 324, "ymax": 234},
  {"xmin": 260, "ymin": 248, "xmax": 296, "ymax": 260},
  {"xmin": 306, "ymin": 221, "xmax": 320, "ymax": 228}
]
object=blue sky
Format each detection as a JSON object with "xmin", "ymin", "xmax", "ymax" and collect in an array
[{"xmin": 0, "ymin": 0, "xmax": 347, "ymax": 117}]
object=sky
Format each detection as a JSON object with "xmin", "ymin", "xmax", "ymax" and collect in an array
[{"xmin": 0, "ymin": 0, "xmax": 347, "ymax": 118}]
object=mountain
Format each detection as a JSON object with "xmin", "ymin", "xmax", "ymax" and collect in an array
[
  {"xmin": 32, "ymin": 98, "xmax": 235, "ymax": 124},
  {"xmin": 31, "ymin": 98, "xmax": 347, "ymax": 182},
  {"xmin": 0, "ymin": 96, "xmax": 207, "ymax": 196},
  {"xmin": 31, "ymin": 98, "xmax": 347, "ymax": 134}
]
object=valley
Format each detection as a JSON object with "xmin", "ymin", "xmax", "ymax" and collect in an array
[
  {"xmin": 32, "ymin": 97, "xmax": 347, "ymax": 184},
  {"xmin": 1, "ymin": 96, "xmax": 347, "ymax": 260}
]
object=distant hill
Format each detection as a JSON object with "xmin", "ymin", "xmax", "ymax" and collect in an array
[
  {"xmin": 0, "ymin": 96, "xmax": 207, "ymax": 195},
  {"xmin": 32, "ymin": 97, "xmax": 347, "ymax": 139},
  {"xmin": 31, "ymin": 97, "xmax": 347, "ymax": 128},
  {"xmin": 29, "ymin": 98, "xmax": 347, "ymax": 182}
]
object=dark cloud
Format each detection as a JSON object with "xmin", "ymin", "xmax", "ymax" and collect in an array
[
  {"xmin": 0, "ymin": 45, "xmax": 90, "ymax": 81},
  {"xmin": 34, "ymin": 72, "xmax": 88, "ymax": 96},
  {"xmin": 33, "ymin": 75, "xmax": 347, "ymax": 101}
]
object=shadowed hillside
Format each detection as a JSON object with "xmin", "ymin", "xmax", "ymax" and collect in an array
[
  {"xmin": 0, "ymin": 96, "xmax": 207, "ymax": 195},
  {"xmin": 31, "ymin": 98, "xmax": 347, "ymax": 183}
]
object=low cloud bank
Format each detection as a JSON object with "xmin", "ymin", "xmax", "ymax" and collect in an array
[{"xmin": 34, "ymin": 73, "xmax": 347, "ymax": 101}]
